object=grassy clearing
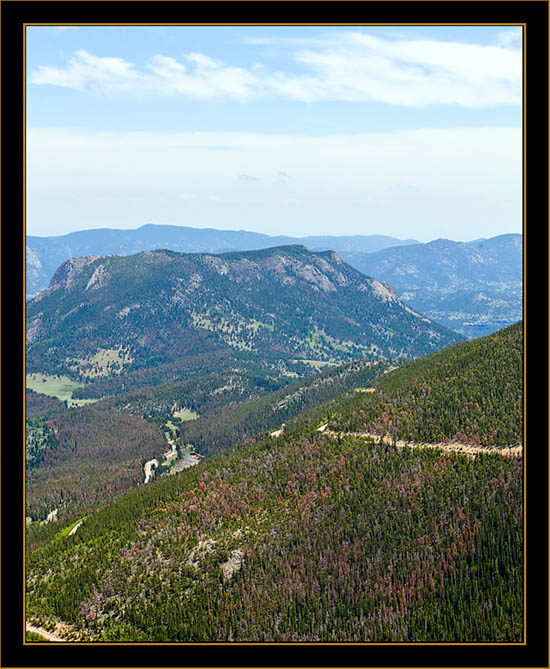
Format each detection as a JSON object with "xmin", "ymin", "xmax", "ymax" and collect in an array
[
  {"xmin": 26, "ymin": 373, "xmax": 97, "ymax": 407},
  {"xmin": 66, "ymin": 347, "xmax": 133, "ymax": 379},
  {"xmin": 173, "ymin": 408, "xmax": 198, "ymax": 422},
  {"xmin": 53, "ymin": 517, "xmax": 86, "ymax": 542},
  {"xmin": 294, "ymin": 359, "xmax": 335, "ymax": 371}
]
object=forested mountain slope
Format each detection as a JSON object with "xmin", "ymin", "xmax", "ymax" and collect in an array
[
  {"xmin": 26, "ymin": 432, "xmax": 522, "ymax": 642},
  {"xmin": 26, "ymin": 324, "xmax": 523, "ymax": 643},
  {"xmin": 176, "ymin": 357, "xmax": 396, "ymax": 456},
  {"xmin": 327, "ymin": 322, "xmax": 523, "ymax": 447},
  {"xmin": 26, "ymin": 246, "xmax": 461, "ymax": 384}
]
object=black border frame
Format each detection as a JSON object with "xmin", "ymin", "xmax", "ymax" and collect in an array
[{"xmin": 2, "ymin": 2, "xmax": 548, "ymax": 668}]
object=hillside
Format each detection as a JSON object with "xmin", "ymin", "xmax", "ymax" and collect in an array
[
  {"xmin": 341, "ymin": 235, "xmax": 522, "ymax": 338},
  {"xmin": 174, "ymin": 357, "xmax": 396, "ymax": 457},
  {"xmin": 327, "ymin": 322, "xmax": 523, "ymax": 447},
  {"xmin": 26, "ymin": 225, "xmax": 418, "ymax": 298},
  {"xmin": 26, "ymin": 246, "xmax": 461, "ymax": 388},
  {"xmin": 26, "ymin": 324, "xmax": 523, "ymax": 643}
]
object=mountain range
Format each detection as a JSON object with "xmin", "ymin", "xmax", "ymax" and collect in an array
[
  {"xmin": 341, "ymin": 234, "xmax": 522, "ymax": 337},
  {"xmin": 26, "ymin": 225, "xmax": 523, "ymax": 339},
  {"xmin": 26, "ymin": 225, "xmax": 419, "ymax": 298}
]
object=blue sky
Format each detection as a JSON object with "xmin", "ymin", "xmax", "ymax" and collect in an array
[{"xmin": 26, "ymin": 25, "xmax": 523, "ymax": 241}]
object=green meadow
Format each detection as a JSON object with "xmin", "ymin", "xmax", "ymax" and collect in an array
[
  {"xmin": 26, "ymin": 373, "xmax": 98, "ymax": 407},
  {"xmin": 172, "ymin": 408, "xmax": 198, "ymax": 422}
]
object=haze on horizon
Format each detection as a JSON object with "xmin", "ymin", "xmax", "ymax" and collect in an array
[{"xmin": 26, "ymin": 25, "xmax": 522, "ymax": 243}]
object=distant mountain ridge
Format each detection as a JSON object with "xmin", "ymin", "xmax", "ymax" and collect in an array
[
  {"xmin": 26, "ymin": 224, "xmax": 419, "ymax": 298},
  {"xmin": 26, "ymin": 225, "xmax": 522, "ymax": 339},
  {"xmin": 341, "ymin": 234, "xmax": 522, "ymax": 338},
  {"xmin": 26, "ymin": 245, "xmax": 461, "ymax": 387},
  {"xmin": 342, "ymin": 235, "xmax": 521, "ymax": 291}
]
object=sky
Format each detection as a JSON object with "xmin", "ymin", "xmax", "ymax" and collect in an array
[{"xmin": 26, "ymin": 25, "xmax": 523, "ymax": 242}]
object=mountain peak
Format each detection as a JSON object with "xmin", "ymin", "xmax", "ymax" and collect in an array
[
  {"xmin": 426, "ymin": 238, "xmax": 458, "ymax": 248},
  {"xmin": 219, "ymin": 244, "xmax": 309, "ymax": 259}
]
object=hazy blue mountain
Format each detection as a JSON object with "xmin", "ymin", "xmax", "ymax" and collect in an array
[
  {"xmin": 340, "ymin": 234, "xmax": 522, "ymax": 338},
  {"xmin": 26, "ymin": 224, "xmax": 419, "ymax": 298}
]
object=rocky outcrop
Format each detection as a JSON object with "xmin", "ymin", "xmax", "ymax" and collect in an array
[{"xmin": 50, "ymin": 256, "xmax": 101, "ymax": 291}]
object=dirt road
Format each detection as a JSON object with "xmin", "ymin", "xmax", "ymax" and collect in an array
[
  {"xmin": 26, "ymin": 624, "xmax": 66, "ymax": 642},
  {"xmin": 143, "ymin": 458, "xmax": 158, "ymax": 484},
  {"xmin": 325, "ymin": 429, "xmax": 522, "ymax": 459}
]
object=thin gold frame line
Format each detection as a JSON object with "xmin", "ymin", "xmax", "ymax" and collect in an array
[
  {"xmin": 22, "ymin": 20, "xmax": 527, "ymax": 648},
  {"xmin": 24, "ymin": 22, "xmax": 526, "ymax": 25},
  {"xmin": 23, "ymin": 19, "xmax": 28, "ymax": 650}
]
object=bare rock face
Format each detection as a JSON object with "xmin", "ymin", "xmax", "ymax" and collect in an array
[
  {"xmin": 367, "ymin": 278, "xmax": 398, "ymax": 302},
  {"xmin": 26, "ymin": 312, "xmax": 43, "ymax": 344},
  {"xmin": 26, "ymin": 245, "xmax": 43, "ymax": 270},
  {"xmin": 201, "ymin": 255, "xmax": 229, "ymax": 275},
  {"xmin": 49, "ymin": 256, "xmax": 101, "ymax": 292},
  {"xmin": 85, "ymin": 264, "xmax": 108, "ymax": 291},
  {"xmin": 221, "ymin": 549, "xmax": 244, "ymax": 580},
  {"xmin": 26, "ymin": 246, "xmax": 50, "ymax": 300}
]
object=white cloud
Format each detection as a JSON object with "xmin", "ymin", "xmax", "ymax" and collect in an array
[
  {"xmin": 272, "ymin": 33, "xmax": 521, "ymax": 106},
  {"xmin": 31, "ymin": 50, "xmax": 141, "ymax": 95},
  {"xmin": 29, "ymin": 31, "xmax": 521, "ymax": 107},
  {"xmin": 31, "ymin": 49, "xmax": 256, "ymax": 100}
]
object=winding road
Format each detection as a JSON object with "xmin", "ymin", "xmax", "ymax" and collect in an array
[
  {"xmin": 26, "ymin": 624, "xmax": 66, "ymax": 642},
  {"xmin": 324, "ymin": 429, "xmax": 522, "ymax": 459}
]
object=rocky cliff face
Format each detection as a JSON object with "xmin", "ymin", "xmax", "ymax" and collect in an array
[{"xmin": 34, "ymin": 255, "xmax": 101, "ymax": 301}]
